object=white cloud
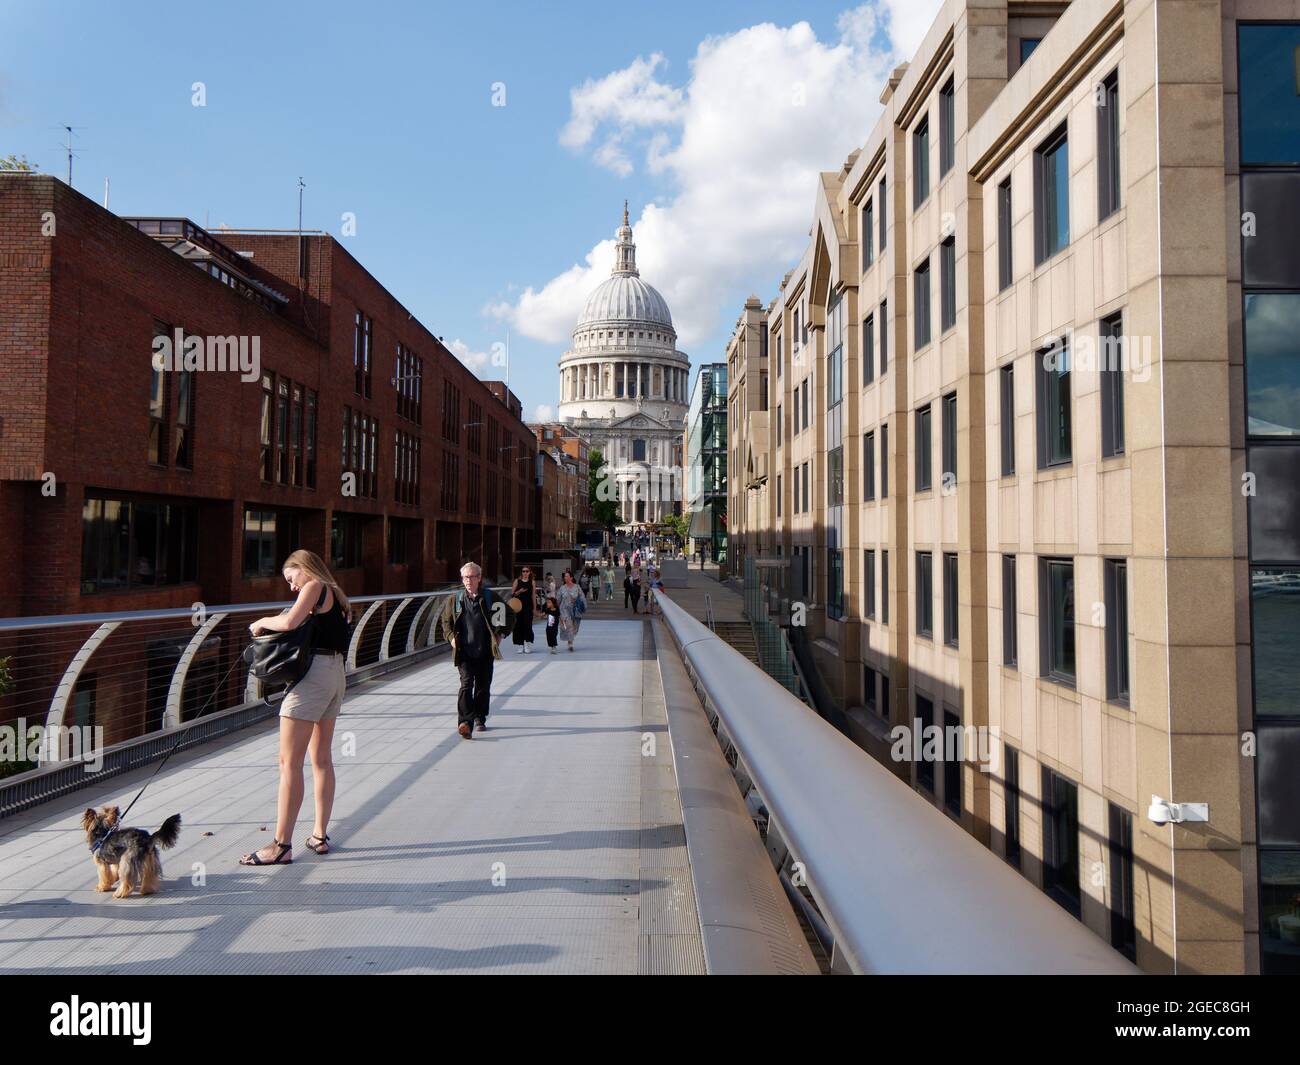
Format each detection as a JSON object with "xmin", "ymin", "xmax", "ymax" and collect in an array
[
  {"xmin": 447, "ymin": 337, "xmax": 492, "ymax": 376},
  {"xmin": 491, "ymin": 2, "xmax": 937, "ymax": 351},
  {"xmin": 532, "ymin": 404, "xmax": 555, "ymax": 422}
]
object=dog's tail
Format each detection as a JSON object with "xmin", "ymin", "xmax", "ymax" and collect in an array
[{"xmin": 151, "ymin": 813, "xmax": 182, "ymax": 849}]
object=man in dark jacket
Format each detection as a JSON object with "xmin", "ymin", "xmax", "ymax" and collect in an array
[{"xmin": 440, "ymin": 561, "xmax": 508, "ymax": 739}]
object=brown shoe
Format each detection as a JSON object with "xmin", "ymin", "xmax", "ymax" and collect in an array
[
  {"xmin": 458, "ymin": 722, "xmax": 473, "ymax": 739},
  {"xmin": 475, "ymin": 718, "xmax": 488, "ymax": 732}
]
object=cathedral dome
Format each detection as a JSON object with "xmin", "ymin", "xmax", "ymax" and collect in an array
[{"xmin": 572, "ymin": 203, "xmax": 674, "ymax": 336}]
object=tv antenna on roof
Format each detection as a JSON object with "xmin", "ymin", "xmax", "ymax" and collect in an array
[{"xmin": 54, "ymin": 126, "xmax": 87, "ymax": 187}]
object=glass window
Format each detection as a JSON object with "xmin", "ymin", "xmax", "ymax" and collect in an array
[
  {"xmin": 879, "ymin": 177, "xmax": 887, "ymax": 249},
  {"xmin": 865, "ymin": 548, "xmax": 876, "ymax": 618},
  {"xmin": 1097, "ymin": 71, "xmax": 1121, "ymax": 221},
  {"xmin": 916, "ymin": 695, "xmax": 935, "ymax": 791},
  {"xmin": 174, "ymin": 369, "xmax": 194, "ymax": 470},
  {"xmin": 1105, "ymin": 559, "xmax": 1130, "ymax": 703},
  {"xmin": 1108, "ymin": 803, "xmax": 1137, "ymax": 961},
  {"xmin": 1042, "ymin": 767, "xmax": 1081, "ymax": 916},
  {"xmin": 916, "ymin": 551, "xmax": 933, "ymax": 637},
  {"xmin": 943, "ymin": 552, "xmax": 959, "ymax": 647},
  {"xmin": 863, "ymin": 314, "xmax": 875, "ymax": 384},
  {"xmin": 943, "ymin": 708, "xmax": 961, "ymax": 815},
  {"xmin": 882, "ymin": 548, "xmax": 890, "ymax": 624},
  {"xmin": 998, "ymin": 177, "xmax": 1013, "ymax": 291},
  {"xmin": 1020, "ymin": 38, "xmax": 1041, "ymax": 63},
  {"xmin": 1001, "ymin": 363, "xmax": 1016, "ymax": 476},
  {"xmin": 828, "ymin": 446, "xmax": 843, "ymax": 507},
  {"xmin": 1041, "ymin": 558, "xmax": 1077, "ymax": 684},
  {"xmin": 81, "ymin": 495, "xmax": 196, "ymax": 593},
  {"xmin": 1242, "ymin": 174, "xmax": 1300, "ymax": 288},
  {"xmin": 330, "ymin": 512, "xmax": 364, "ymax": 570},
  {"xmin": 942, "ymin": 391, "xmax": 957, "ymax": 484},
  {"xmin": 880, "ymin": 299, "xmax": 888, "ymax": 372},
  {"xmin": 1259, "ymin": 726, "xmax": 1300, "ymax": 845},
  {"xmin": 1261, "ymin": 850, "xmax": 1300, "ymax": 973},
  {"xmin": 940, "ymin": 237, "xmax": 956, "ymax": 332},
  {"xmin": 1245, "ymin": 294, "xmax": 1300, "ymax": 437},
  {"xmin": 1003, "ymin": 554, "xmax": 1018, "ymax": 667},
  {"xmin": 827, "ymin": 548, "xmax": 844, "ymax": 620},
  {"xmin": 1036, "ymin": 340, "xmax": 1072, "ymax": 468},
  {"xmin": 1004, "ymin": 745, "xmax": 1021, "ymax": 868},
  {"xmin": 1034, "ymin": 125, "xmax": 1070, "ymax": 263},
  {"xmin": 1251, "ymin": 567, "xmax": 1300, "ymax": 718},
  {"xmin": 1238, "ymin": 24, "xmax": 1300, "ymax": 165},
  {"xmin": 864, "ymin": 430, "xmax": 875, "ymax": 501},
  {"xmin": 939, "ymin": 78, "xmax": 955, "ymax": 177},
  {"xmin": 1248, "ymin": 445, "xmax": 1300, "ymax": 560},
  {"xmin": 914, "ymin": 258, "xmax": 931, "ymax": 350},
  {"xmin": 863, "ymin": 199, "xmax": 874, "ymax": 268},
  {"xmin": 913, "ymin": 115, "xmax": 930, "ymax": 208},
  {"xmin": 916, "ymin": 404, "xmax": 932, "ymax": 491},
  {"xmin": 881, "ymin": 421, "xmax": 889, "ymax": 499},
  {"xmin": 149, "ymin": 323, "xmax": 169, "ymax": 466},
  {"xmin": 1100, "ymin": 314, "xmax": 1126, "ymax": 456}
]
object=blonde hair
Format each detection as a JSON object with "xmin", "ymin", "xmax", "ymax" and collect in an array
[{"xmin": 282, "ymin": 549, "xmax": 351, "ymax": 621}]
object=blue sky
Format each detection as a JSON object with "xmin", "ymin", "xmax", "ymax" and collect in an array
[{"xmin": 1, "ymin": 0, "xmax": 933, "ymax": 420}]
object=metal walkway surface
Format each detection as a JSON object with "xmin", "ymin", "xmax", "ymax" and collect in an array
[{"xmin": 0, "ymin": 619, "xmax": 706, "ymax": 975}]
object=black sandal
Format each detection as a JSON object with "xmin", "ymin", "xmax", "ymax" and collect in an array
[
  {"xmin": 239, "ymin": 840, "xmax": 292, "ymax": 865},
  {"xmin": 305, "ymin": 833, "xmax": 330, "ymax": 854}
]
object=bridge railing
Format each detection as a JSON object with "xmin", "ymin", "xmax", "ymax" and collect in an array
[
  {"xmin": 655, "ymin": 589, "xmax": 1141, "ymax": 976},
  {"xmin": 0, "ymin": 586, "xmax": 506, "ymax": 818}
]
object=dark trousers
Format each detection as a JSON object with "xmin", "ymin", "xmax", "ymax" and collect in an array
[
  {"xmin": 457, "ymin": 654, "xmax": 494, "ymax": 727},
  {"xmin": 545, "ymin": 620, "xmax": 559, "ymax": 647}
]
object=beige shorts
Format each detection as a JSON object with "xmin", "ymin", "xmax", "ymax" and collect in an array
[{"xmin": 279, "ymin": 652, "xmax": 346, "ymax": 722}]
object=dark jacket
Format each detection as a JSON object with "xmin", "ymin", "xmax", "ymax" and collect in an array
[{"xmin": 440, "ymin": 586, "xmax": 507, "ymax": 666}]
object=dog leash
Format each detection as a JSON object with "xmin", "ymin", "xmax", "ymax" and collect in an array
[{"xmin": 91, "ymin": 647, "xmax": 251, "ymax": 851}]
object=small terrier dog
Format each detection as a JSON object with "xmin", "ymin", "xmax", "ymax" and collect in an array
[{"xmin": 81, "ymin": 806, "xmax": 182, "ymax": 899}]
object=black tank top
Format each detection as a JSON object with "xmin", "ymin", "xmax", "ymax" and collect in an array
[{"xmin": 313, "ymin": 587, "xmax": 350, "ymax": 654}]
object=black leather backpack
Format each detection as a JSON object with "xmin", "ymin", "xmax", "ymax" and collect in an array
[{"xmin": 243, "ymin": 587, "xmax": 327, "ymax": 695}]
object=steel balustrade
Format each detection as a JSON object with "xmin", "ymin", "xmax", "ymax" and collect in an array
[
  {"xmin": 0, "ymin": 585, "xmax": 505, "ymax": 817},
  {"xmin": 655, "ymin": 589, "xmax": 1141, "ymax": 976}
]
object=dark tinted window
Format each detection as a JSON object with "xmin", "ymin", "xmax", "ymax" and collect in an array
[
  {"xmin": 1248, "ymin": 445, "xmax": 1300, "ymax": 560},
  {"xmin": 1252, "ymin": 568, "xmax": 1300, "ymax": 718},
  {"xmin": 998, "ymin": 178, "xmax": 1013, "ymax": 290},
  {"xmin": 1242, "ymin": 175, "xmax": 1300, "ymax": 288},
  {"xmin": 1239, "ymin": 24, "xmax": 1300, "ymax": 164},
  {"xmin": 1245, "ymin": 294, "xmax": 1300, "ymax": 436},
  {"xmin": 1259, "ymin": 726, "xmax": 1300, "ymax": 845},
  {"xmin": 1041, "ymin": 558, "xmax": 1076, "ymax": 684},
  {"xmin": 914, "ymin": 116, "xmax": 930, "ymax": 208},
  {"xmin": 914, "ymin": 259, "xmax": 931, "ymax": 349}
]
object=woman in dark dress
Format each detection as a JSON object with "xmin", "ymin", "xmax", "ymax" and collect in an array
[{"xmin": 510, "ymin": 566, "xmax": 537, "ymax": 654}]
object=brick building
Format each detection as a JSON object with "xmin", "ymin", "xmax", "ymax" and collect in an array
[{"xmin": 0, "ymin": 173, "xmax": 537, "ymax": 619}]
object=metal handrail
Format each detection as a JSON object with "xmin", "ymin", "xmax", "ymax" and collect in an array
[{"xmin": 655, "ymin": 589, "xmax": 1140, "ymax": 976}]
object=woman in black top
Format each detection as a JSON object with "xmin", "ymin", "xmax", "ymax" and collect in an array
[
  {"xmin": 510, "ymin": 566, "xmax": 537, "ymax": 653},
  {"xmin": 239, "ymin": 549, "xmax": 352, "ymax": 866}
]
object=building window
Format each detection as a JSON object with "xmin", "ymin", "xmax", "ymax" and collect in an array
[
  {"xmin": 353, "ymin": 310, "xmax": 372, "ymax": 398},
  {"xmin": 916, "ymin": 695, "xmax": 935, "ymax": 791},
  {"xmin": 276, "ymin": 378, "xmax": 290, "ymax": 484},
  {"xmin": 343, "ymin": 407, "xmax": 378, "ymax": 499},
  {"xmin": 1040, "ymin": 558, "xmax": 1076, "ymax": 685},
  {"xmin": 828, "ymin": 446, "xmax": 843, "ymax": 507},
  {"xmin": 943, "ymin": 708, "xmax": 961, "ymax": 816},
  {"xmin": 863, "ymin": 199, "xmax": 874, "ymax": 268},
  {"xmin": 913, "ymin": 115, "xmax": 930, "ymax": 208},
  {"xmin": 1100, "ymin": 313, "xmax": 1125, "ymax": 456},
  {"xmin": 243, "ymin": 507, "xmax": 301, "ymax": 579},
  {"xmin": 1097, "ymin": 70, "xmax": 1121, "ymax": 221},
  {"xmin": 914, "ymin": 258, "xmax": 931, "ymax": 350},
  {"xmin": 864, "ymin": 665, "xmax": 878, "ymax": 714},
  {"xmin": 1000, "ymin": 364, "xmax": 1016, "ymax": 476},
  {"xmin": 633, "ymin": 438, "xmax": 647, "ymax": 461},
  {"xmin": 260, "ymin": 372, "xmax": 274, "ymax": 482},
  {"xmin": 916, "ymin": 551, "xmax": 934, "ymax": 638},
  {"xmin": 880, "ymin": 299, "xmax": 888, "ymax": 372},
  {"xmin": 1003, "ymin": 554, "xmax": 1018, "ymax": 667},
  {"xmin": 395, "ymin": 430, "xmax": 421, "ymax": 506},
  {"xmin": 827, "ymin": 548, "xmax": 844, "ymax": 620},
  {"xmin": 1239, "ymin": 24, "xmax": 1300, "ymax": 164},
  {"xmin": 776, "ymin": 403, "xmax": 783, "ymax": 446},
  {"xmin": 879, "ymin": 176, "xmax": 887, "ymax": 249},
  {"xmin": 388, "ymin": 518, "xmax": 417, "ymax": 565},
  {"xmin": 442, "ymin": 380, "xmax": 460, "ymax": 443},
  {"xmin": 915, "ymin": 404, "xmax": 932, "ymax": 492},
  {"xmin": 1245, "ymin": 294, "xmax": 1300, "ymax": 434},
  {"xmin": 863, "ymin": 314, "xmax": 875, "ymax": 385},
  {"xmin": 801, "ymin": 377, "xmax": 809, "ymax": 431},
  {"xmin": 943, "ymin": 552, "xmax": 959, "ymax": 647},
  {"xmin": 148, "ymin": 323, "xmax": 170, "ymax": 466},
  {"xmin": 1036, "ymin": 339, "xmax": 1072, "ymax": 468},
  {"xmin": 998, "ymin": 177, "xmax": 1013, "ymax": 291},
  {"xmin": 802, "ymin": 461, "xmax": 810, "ymax": 515},
  {"xmin": 289, "ymin": 383, "xmax": 303, "ymax": 486},
  {"xmin": 396, "ymin": 346, "xmax": 423, "ymax": 425},
  {"xmin": 863, "ymin": 430, "xmax": 876, "ymax": 501},
  {"xmin": 1252, "ymin": 566, "xmax": 1300, "ymax": 717},
  {"xmin": 792, "ymin": 308, "xmax": 801, "ymax": 351},
  {"xmin": 776, "ymin": 472, "xmax": 782, "ymax": 517},
  {"xmin": 330, "ymin": 512, "xmax": 364, "ymax": 570},
  {"xmin": 467, "ymin": 401, "xmax": 482, "ymax": 454},
  {"xmin": 1042, "ymin": 767, "xmax": 1081, "ymax": 916},
  {"xmin": 940, "ymin": 237, "xmax": 956, "ymax": 332},
  {"xmin": 305, "ymin": 389, "xmax": 318, "ymax": 489},
  {"xmin": 1034, "ymin": 125, "xmax": 1070, "ymax": 263},
  {"xmin": 941, "ymin": 391, "xmax": 957, "ymax": 484},
  {"xmin": 441, "ymin": 451, "xmax": 459, "ymax": 511},
  {"xmin": 1104, "ymin": 558, "xmax": 1130, "ymax": 704},
  {"xmin": 865, "ymin": 548, "xmax": 876, "ymax": 618},
  {"xmin": 881, "ymin": 421, "xmax": 889, "ymax": 498},
  {"xmin": 174, "ymin": 365, "xmax": 194, "ymax": 470},
  {"xmin": 827, "ymin": 294, "xmax": 844, "ymax": 409},
  {"xmin": 882, "ymin": 548, "xmax": 890, "ymax": 624},
  {"xmin": 1020, "ymin": 37, "xmax": 1041, "ymax": 62},
  {"xmin": 1004, "ymin": 746, "xmax": 1021, "ymax": 869},
  {"xmin": 1108, "ymin": 802, "xmax": 1137, "ymax": 960},
  {"xmin": 939, "ymin": 78, "xmax": 955, "ymax": 177},
  {"xmin": 80, "ymin": 495, "xmax": 198, "ymax": 593}
]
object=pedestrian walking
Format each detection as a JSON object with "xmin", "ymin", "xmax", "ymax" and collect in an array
[
  {"xmin": 440, "ymin": 561, "xmax": 509, "ymax": 739},
  {"xmin": 509, "ymin": 566, "xmax": 537, "ymax": 654},
  {"xmin": 239, "ymin": 549, "xmax": 351, "ymax": 865},
  {"xmin": 543, "ymin": 594, "xmax": 560, "ymax": 653},
  {"xmin": 603, "ymin": 562, "xmax": 616, "ymax": 601},
  {"xmin": 557, "ymin": 569, "xmax": 586, "ymax": 652},
  {"xmin": 631, "ymin": 566, "xmax": 643, "ymax": 614},
  {"xmin": 623, "ymin": 564, "xmax": 634, "ymax": 609}
]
